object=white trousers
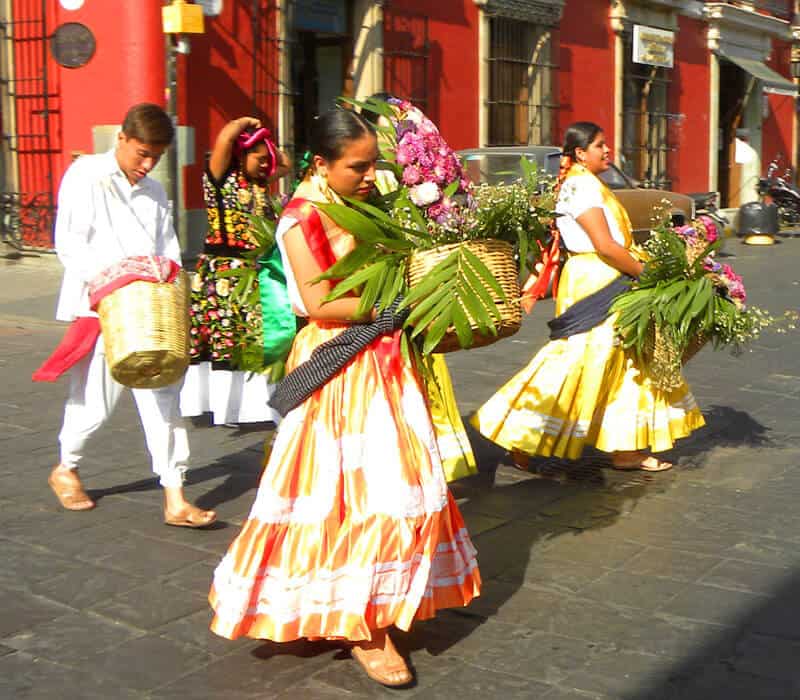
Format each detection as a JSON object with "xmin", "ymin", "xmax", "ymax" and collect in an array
[{"xmin": 58, "ymin": 336, "xmax": 189, "ymax": 488}]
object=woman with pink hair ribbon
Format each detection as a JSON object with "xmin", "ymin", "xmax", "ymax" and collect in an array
[{"xmin": 180, "ymin": 117, "xmax": 291, "ymax": 425}]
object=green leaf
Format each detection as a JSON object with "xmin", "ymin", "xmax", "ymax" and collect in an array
[
  {"xmin": 461, "ymin": 246, "xmax": 506, "ymax": 300},
  {"xmin": 422, "ymin": 306, "xmax": 455, "ymax": 355},
  {"xmin": 458, "ymin": 285, "xmax": 494, "ymax": 334},
  {"xmin": 315, "ymin": 244, "xmax": 379, "ymax": 281},
  {"xmin": 393, "ymin": 192, "xmax": 428, "ymax": 233},
  {"xmin": 687, "ymin": 278, "xmax": 713, "ymax": 319},
  {"xmin": 380, "ymin": 258, "xmax": 407, "ymax": 311},
  {"xmin": 356, "ymin": 260, "xmax": 388, "ymax": 316},
  {"xmin": 401, "ymin": 251, "xmax": 460, "ymax": 308},
  {"xmin": 408, "ymin": 290, "xmax": 454, "ymax": 340},
  {"xmin": 461, "ymin": 258, "xmax": 502, "ymax": 325},
  {"xmin": 451, "ymin": 301, "xmax": 474, "ymax": 348},
  {"xmin": 406, "ymin": 279, "xmax": 455, "ymax": 325},
  {"xmin": 314, "ymin": 202, "xmax": 385, "ymax": 244},
  {"xmin": 443, "ymin": 180, "xmax": 460, "ymax": 198},
  {"xmin": 323, "ymin": 260, "xmax": 387, "ymax": 301}
]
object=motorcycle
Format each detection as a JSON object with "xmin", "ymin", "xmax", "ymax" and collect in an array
[
  {"xmin": 687, "ymin": 190, "xmax": 729, "ymax": 237},
  {"xmin": 758, "ymin": 154, "xmax": 800, "ymax": 228}
]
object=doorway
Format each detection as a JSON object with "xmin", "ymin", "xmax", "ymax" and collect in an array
[
  {"xmin": 290, "ymin": 0, "xmax": 353, "ymax": 156},
  {"xmin": 717, "ymin": 60, "xmax": 759, "ymax": 208}
]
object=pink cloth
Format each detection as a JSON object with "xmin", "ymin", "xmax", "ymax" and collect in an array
[{"xmin": 88, "ymin": 255, "xmax": 181, "ymax": 311}]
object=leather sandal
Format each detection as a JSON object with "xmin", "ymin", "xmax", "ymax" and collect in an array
[
  {"xmin": 164, "ymin": 504, "xmax": 217, "ymax": 529},
  {"xmin": 351, "ymin": 645, "xmax": 413, "ymax": 688},
  {"xmin": 510, "ymin": 449, "xmax": 530, "ymax": 472},
  {"xmin": 612, "ymin": 452, "xmax": 673, "ymax": 472},
  {"xmin": 48, "ymin": 466, "xmax": 95, "ymax": 511}
]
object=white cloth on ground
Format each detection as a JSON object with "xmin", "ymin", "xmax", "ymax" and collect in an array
[
  {"xmin": 180, "ymin": 363, "xmax": 281, "ymax": 425},
  {"xmin": 58, "ymin": 337, "xmax": 189, "ymax": 488}
]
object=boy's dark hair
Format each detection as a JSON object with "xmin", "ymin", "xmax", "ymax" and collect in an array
[{"xmin": 121, "ymin": 103, "xmax": 175, "ymax": 146}]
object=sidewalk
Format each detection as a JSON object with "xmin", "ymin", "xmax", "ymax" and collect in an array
[{"xmin": 1, "ymin": 240, "xmax": 799, "ymax": 699}]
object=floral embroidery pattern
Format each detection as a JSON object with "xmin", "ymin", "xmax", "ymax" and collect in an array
[
  {"xmin": 201, "ymin": 168, "xmax": 273, "ymax": 250},
  {"xmin": 190, "ymin": 167, "xmax": 276, "ymax": 368},
  {"xmin": 189, "ymin": 256, "xmax": 263, "ymax": 366}
]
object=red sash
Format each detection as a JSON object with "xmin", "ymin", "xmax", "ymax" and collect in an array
[{"xmin": 281, "ymin": 198, "xmax": 338, "ymax": 275}]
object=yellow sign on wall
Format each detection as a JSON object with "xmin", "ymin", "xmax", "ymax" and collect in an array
[
  {"xmin": 162, "ymin": 0, "xmax": 205, "ymax": 35},
  {"xmin": 632, "ymin": 25, "xmax": 674, "ymax": 69}
]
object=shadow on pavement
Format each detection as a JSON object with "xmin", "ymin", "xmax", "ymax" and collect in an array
[{"xmin": 630, "ymin": 567, "xmax": 800, "ymax": 699}]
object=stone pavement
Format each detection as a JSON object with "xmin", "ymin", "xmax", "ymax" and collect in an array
[{"xmin": 1, "ymin": 237, "xmax": 800, "ymax": 700}]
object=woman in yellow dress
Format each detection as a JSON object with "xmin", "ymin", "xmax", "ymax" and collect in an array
[
  {"xmin": 471, "ymin": 122, "xmax": 705, "ymax": 471},
  {"xmin": 209, "ymin": 109, "xmax": 481, "ymax": 687}
]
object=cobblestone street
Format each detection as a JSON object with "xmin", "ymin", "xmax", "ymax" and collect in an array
[{"xmin": 2, "ymin": 237, "xmax": 800, "ymax": 699}]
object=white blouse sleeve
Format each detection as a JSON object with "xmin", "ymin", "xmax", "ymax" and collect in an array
[{"xmin": 558, "ymin": 177, "xmax": 605, "ymax": 219}]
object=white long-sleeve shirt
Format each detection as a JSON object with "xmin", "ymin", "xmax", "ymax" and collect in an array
[{"xmin": 54, "ymin": 148, "xmax": 181, "ymax": 321}]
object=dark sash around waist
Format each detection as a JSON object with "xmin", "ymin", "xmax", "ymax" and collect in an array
[
  {"xmin": 268, "ymin": 299, "xmax": 407, "ymax": 417},
  {"xmin": 547, "ymin": 275, "xmax": 632, "ymax": 340}
]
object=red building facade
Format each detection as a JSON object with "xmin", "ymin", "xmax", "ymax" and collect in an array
[{"xmin": 1, "ymin": 0, "xmax": 797, "ymax": 250}]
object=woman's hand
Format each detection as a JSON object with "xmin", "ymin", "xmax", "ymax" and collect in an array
[
  {"xmin": 270, "ymin": 149, "xmax": 293, "ymax": 183},
  {"xmin": 209, "ymin": 117, "xmax": 262, "ymax": 182},
  {"xmin": 576, "ymin": 208, "xmax": 645, "ymax": 278}
]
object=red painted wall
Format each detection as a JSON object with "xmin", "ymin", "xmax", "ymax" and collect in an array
[
  {"xmin": 53, "ymin": 1, "xmax": 166, "ymax": 176},
  {"xmin": 557, "ymin": 0, "xmax": 616, "ymax": 152},
  {"xmin": 386, "ymin": 0, "xmax": 479, "ymax": 150},
  {"xmin": 669, "ymin": 15, "xmax": 710, "ymax": 194},
  {"xmin": 762, "ymin": 39, "xmax": 794, "ymax": 178},
  {"xmin": 181, "ymin": 2, "xmax": 280, "ymax": 209},
  {"xmin": 10, "ymin": 0, "xmax": 165, "ymax": 245}
]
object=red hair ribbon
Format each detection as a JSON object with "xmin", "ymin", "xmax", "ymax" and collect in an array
[
  {"xmin": 520, "ymin": 229, "xmax": 562, "ymax": 314},
  {"xmin": 235, "ymin": 127, "xmax": 278, "ymax": 178}
]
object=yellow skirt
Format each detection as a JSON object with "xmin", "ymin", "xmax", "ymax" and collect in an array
[
  {"xmin": 471, "ymin": 253, "xmax": 705, "ymax": 460},
  {"xmin": 209, "ymin": 321, "xmax": 481, "ymax": 643},
  {"xmin": 426, "ymin": 355, "xmax": 477, "ymax": 482}
]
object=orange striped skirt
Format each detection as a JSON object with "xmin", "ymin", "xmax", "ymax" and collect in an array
[{"xmin": 209, "ymin": 320, "xmax": 481, "ymax": 642}]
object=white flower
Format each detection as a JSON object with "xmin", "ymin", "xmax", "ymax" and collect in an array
[
  {"xmin": 405, "ymin": 107, "xmax": 424, "ymax": 124},
  {"xmin": 409, "ymin": 182, "xmax": 441, "ymax": 207}
]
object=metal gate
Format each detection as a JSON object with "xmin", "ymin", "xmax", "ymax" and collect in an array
[
  {"xmin": 251, "ymin": 0, "xmax": 284, "ymax": 144},
  {"xmin": 486, "ymin": 16, "xmax": 558, "ymax": 147},
  {"xmin": 621, "ymin": 31, "xmax": 678, "ymax": 190},
  {"xmin": 0, "ymin": 0, "xmax": 58, "ymax": 250}
]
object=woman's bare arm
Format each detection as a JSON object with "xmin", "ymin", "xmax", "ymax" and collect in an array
[
  {"xmin": 576, "ymin": 208, "xmax": 644, "ymax": 278},
  {"xmin": 209, "ymin": 117, "xmax": 261, "ymax": 182}
]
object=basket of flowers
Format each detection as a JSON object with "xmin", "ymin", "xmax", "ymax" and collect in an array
[
  {"xmin": 313, "ymin": 96, "xmax": 553, "ymax": 355},
  {"xmin": 612, "ymin": 208, "xmax": 790, "ymax": 391}
]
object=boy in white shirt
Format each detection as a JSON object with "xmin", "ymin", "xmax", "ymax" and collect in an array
[{"xmin": 44, "ymin": 103, "xmax": 216, "ymax": 528}]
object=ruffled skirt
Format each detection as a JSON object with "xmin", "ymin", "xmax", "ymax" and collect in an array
[
  {"xmin": 209, "ymin": 321, "xmax": 481, "ymax": 642},
  {"xmin": 471, "ymin": 253, "xmax": 705, "ymax": 460}
]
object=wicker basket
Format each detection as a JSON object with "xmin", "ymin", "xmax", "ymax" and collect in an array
[
  {"xmin": 407, "ymin": 239, "xmax": 522, "ymax": 353},
  {"xmin": 98, "ymin": 271, "xmax": 191, "ymax": 389}
]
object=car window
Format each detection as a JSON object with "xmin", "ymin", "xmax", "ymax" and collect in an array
[
  {"xmin": 598, "ymin": 164, "xmax": 631, "ymax": 189},
  {"xmin": 461, "ymin": 151, "xmax": 560, "ymax": 186}
]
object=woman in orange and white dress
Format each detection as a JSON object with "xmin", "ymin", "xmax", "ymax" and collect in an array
[{"xmin": 209, "ymin": 109, "xmax": 481, "ymax": 687}]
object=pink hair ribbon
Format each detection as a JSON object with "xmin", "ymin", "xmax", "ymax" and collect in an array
[{"xmin": 235, "ymin": 127, "xmax": 278, "ymax": 178}]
